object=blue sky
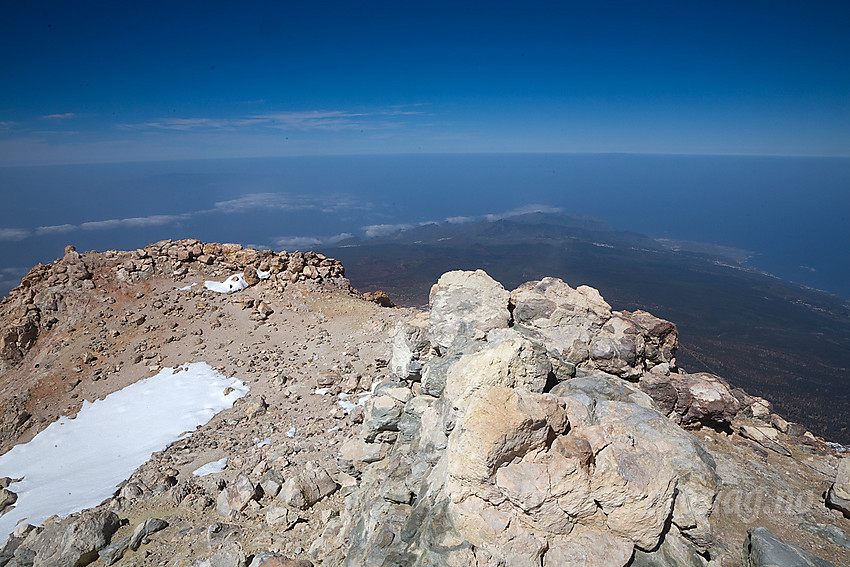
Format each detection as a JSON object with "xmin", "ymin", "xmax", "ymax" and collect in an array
[{"xmin": 1, "ymin": 1, "xmax": 848, "ymax": 164}]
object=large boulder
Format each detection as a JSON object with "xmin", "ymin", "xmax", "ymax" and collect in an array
[
  {"xmin": 428, "ymin": 270, "xmax": 511, "ymax": 354},
  {"xmin": 216, "ymin": 474, "xmax": 261, "ymax": 519},
  {"xmin": 510, "ymin": 277, "xmax": 612, "ymax": 367},
  {"xmin": 328, "ymin": 271, "xmax": 721, "ymax": 567},
  {"xmin": 639, "ymin": 371, "xmax": 740, "ymax": 427},
  {"xmin": 510, "ymin": 278, "xmax": 679, "ymax": 379},
  {"xmin": 12, "ymin": 509, "xmax": 120, "ymax": 567},
  {"xmin": 278, "ymin": 463, "xmax": 338, "ymax": 510},
  {"xmin": 389, "ymin": 312, "xmax": 431, "ymax": 380}
]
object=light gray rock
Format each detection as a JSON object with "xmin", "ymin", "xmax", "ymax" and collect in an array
[
  {"xmin": 389, "ymin": 312, "xmax": 431, "ymax": 380},
  {"xmin": 739, "ymin": 424, "xmax": 793, "ymax": 457},
  {"xmin": 743, "ymin": 526, "xmax": 834, "ymax": 567},
  {"xmin": 428, "ymin": 270, "xmax": 511, "ymax": 354},
  {"xmin": 640, "ymin": 371, "xmax": 740, "ymax": 427},
  {"xmin": 826, "ymin": 457, "xmax": 850, "ymax": 518},
  {"xmin": 332, "ymin": 271, "xmax": 724, "ymax": 567},
  {"xmin": 799, "ymin": 519, "xmax": 850, "ymax": 550},
  {"xmin": 97, "ymin": 536, "xmax": 130, "ymax": 566},
  {"xmin": 200, "ymin": 541, "xmax": 249, "ymax": 567},
  {"xmin": 510, "ymin": 277, "xmax": 612, "ymax": 367},
  {"xmin": 278, "ymin": 463, "xmax": 338, "ymax": 510},
  {"xmin": 216, "ymin": 474, "xmax": 261, "ymax": 518},
  {"xmin": 258, "ymin": 469, "xmax": 284, "ymax": 499},
  {"xmin": 265, "ymin": 506, "xmax": 299, "ymax": 530},
  {"xmin": 363, "ymin": 395, "xmax": 405, "ymax": 441},
  {"xmin": 128, "ymin": 517, "xmax": 168, "ymax": 551},
  {"xmin": 629, "ymin": 528, "xmax": 708, "ymax": 567},
  {"xmin": 20, "ymin": 509, "xmax": 120, "ymax": 567}
]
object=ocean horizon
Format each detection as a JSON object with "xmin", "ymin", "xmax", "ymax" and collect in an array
[{"xmin": 2, "ymin": 153, "xmax": 848, "ymax": 299}]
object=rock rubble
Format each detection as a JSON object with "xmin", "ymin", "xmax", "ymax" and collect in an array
[{"xmin": 0, "ymin": 256, "xmax": 848, "ymax": 567}]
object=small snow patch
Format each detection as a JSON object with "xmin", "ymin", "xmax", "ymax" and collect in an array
[
  {"xmin": 286, "ymin": 427, "xmax": 296, "ymax": 438},
  {"xmin": 337, "ymin": 391, "xmax": 371, "ymax": 414},
  {"xmin": 314, "ymin": 387, "xmax": 331, "ymax": 395},
  {"xmin": 826, "ymin": 441, "xmax": 850, "ymax": 453},
  {"xmin": 255, "ymin": 437, "xmax": 271, "ymax": 448},
  {"xmin": 193, "ymin": 457, "xmax": 228, "ymax": 476},
  {"xmin": 178, "ymin": 282, "xmax": 197, "ymax": 291},
  {"xmin": 204, "ymin": 273, "xmax": 248, "ymax": 293},
  {"xmin": 257, "ymin": 269, "xmax": 271, "ymax": 280}
]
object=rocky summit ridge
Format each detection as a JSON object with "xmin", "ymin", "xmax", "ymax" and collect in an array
[{"xmin": 0, "ymin": 242, "xmax": 847, "ymax": 567}]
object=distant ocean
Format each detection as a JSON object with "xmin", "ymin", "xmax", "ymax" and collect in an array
[{"xmin": 1, "ymin": 153, "xmax": 848, "ymax": 298}]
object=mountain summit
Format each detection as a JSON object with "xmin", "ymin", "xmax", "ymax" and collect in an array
[{"xmin": 0, "ymin": 241, "xmax": 847, "ymax": 566}]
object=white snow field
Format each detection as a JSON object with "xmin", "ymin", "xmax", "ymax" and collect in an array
[{"xmin": 0, "ymin": 362, "xmax": 248, "ymax": 538}]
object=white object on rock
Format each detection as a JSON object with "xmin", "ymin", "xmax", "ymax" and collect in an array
[
  {"xmin": 204, "ymin": 273, "xmax": 248, "ymax": 293},
  {"xmin": 193, "ymin": 457, "xmax": 228, "ymax": 477},
  {"xmin": 338, "ymin": 392, "xmax": 371, "ymax": 414}
]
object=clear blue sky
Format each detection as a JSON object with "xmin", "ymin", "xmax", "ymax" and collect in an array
[{"xmin": 1, "ymin": 1, "xmax": 848, "ymax": 164}]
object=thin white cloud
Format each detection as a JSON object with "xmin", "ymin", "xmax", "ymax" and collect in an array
[
  {"xmin": 362, "ymin": 223, "xmax": 413, "ymax": 238},
  {"xmin": 41, "ymin": 113, "xmax": 77, "ymax": 120},
  {"xmin": 255, "ymin": 111, "xmax": 368, "ymax": 131},
  {"xmin": 484, "ymin": 204, "xmax": 563, "ymax": 222},
  {"xmin": 7, "ymin": 192, "xmax": 368, "ymax": 243},
  {"xmin": 0, "ymin": 228, "xmax": 30, "ymax": 241},
  {"xmin": 35, "ymin": 224, "xmax": 76, "ymax": 235},
  {"xmin": 80, "ymin": 214, "xmax": 190, "ymax": 231},
  {"xmin": 272, "ymin": 232, "xmax": 352, "ymax": 250},
  {"xmin": 214, "ymin": 192, "xmax": 368, "ymax": 214},
  {"xmin": 213, "ymin": 193, "xmax": 304, "ymax": 213},
  {"xmin": 122, "ymin": 107, "xmax": 413, "ymax": 133},
  {"xmin": 445, "ymin": 216, "xmax": 474, "ymax": 224}
]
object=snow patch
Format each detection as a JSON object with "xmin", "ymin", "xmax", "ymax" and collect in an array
[
  {"xmin": 337, "ymin": 391, "xmax": 372, "ymax": 414},
  {"xmin": 204, "ymin": 273, "xmax": 248, "ymax": 293},
  {"xmin": 178, "ymin": 282, "xmax": 197, "ymax": 291},
  {"xmin": 0, "ymin": 362, "xmax": 248, "ymax": 538},
  {"xmin": 826, "ymin": 441, "xmax": 850, "ymax": 453},
  {"xmin": 193, "ymin": 457, "xmax": 228, "ymax": 477}
]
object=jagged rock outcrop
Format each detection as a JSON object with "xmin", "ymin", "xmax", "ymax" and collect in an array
[
  {"xmin": 328, "ymin": 271, "xmax": 722, "ymax": 567},
  {"xmin": 0, "ymin": 239, "xmax": 345, "ymax": 377},
  {"xmin": 4, "ymin": 509, "xmax": 120, "ymax": 567}
]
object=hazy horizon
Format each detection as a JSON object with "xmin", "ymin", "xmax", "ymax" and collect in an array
[
  {"xmin": 2, "ymin": 3, "xmax": 848, "ymax": 297},
  {"xmin": 1, "ymin": 153, "xmax": 848, "ymax": 299}
]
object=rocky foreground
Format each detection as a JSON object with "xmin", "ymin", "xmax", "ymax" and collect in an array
[{"xmin": 0, "ymin": 240, "xmax": 848, "ymax": 567}]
